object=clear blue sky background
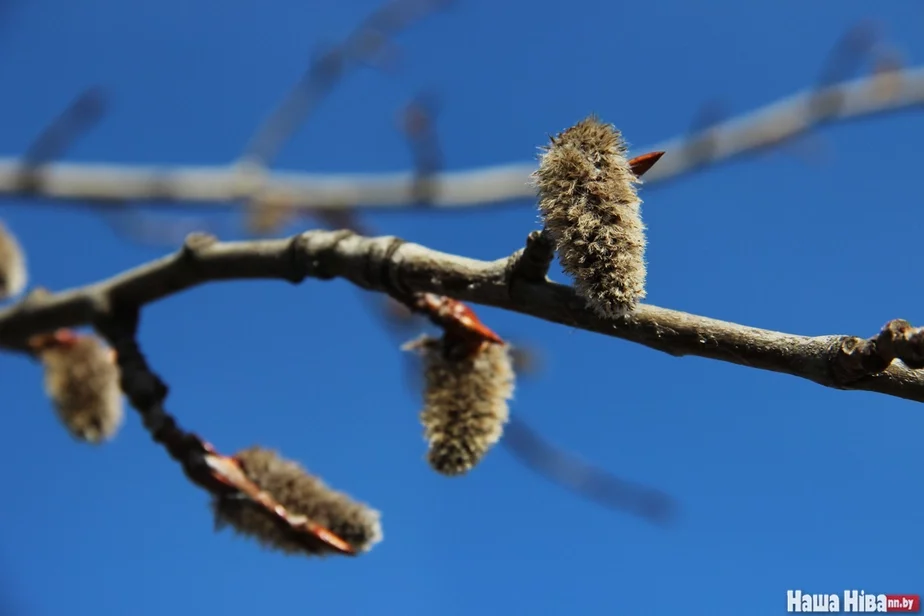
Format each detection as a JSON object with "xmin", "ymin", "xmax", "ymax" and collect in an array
[{"xmin": 0, "ymin": 1, "xmax": 922, "ymax": 615}]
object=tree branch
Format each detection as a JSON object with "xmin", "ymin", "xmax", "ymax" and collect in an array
[
  {"xmin": 0, "ymin": 67, "xmax": 920, "ymax": 211},
  {"xmin": 1, "ymin": 229, "xmax": 921, "ymax": 403}
]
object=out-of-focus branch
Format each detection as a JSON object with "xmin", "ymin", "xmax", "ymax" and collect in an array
[
  {"xmin": 502, "ymin": 417, "xmax": 676, "ymax": 525},
  {"xmin": 1, "ymin": 229, "xmax": 922, "ymax": 404},
  {"xmin": 808, "ymin": 20, "xmax": 882, "ymax": 118},
  {"xmin": 0, "ymin": 67, "xmax": 920, "ymax": 210},
  {"xmin": 398, "ymin": 91, "xmax": 444, "ymax": 206},
  {"xmin": 238, "ymin": 0, "xmax": 449, "ymax": 235},
  {"xmin": 236, "ymin": 0, "xmax": 450, "ymax": 172},
  {"xmin": 16, "ymin": 87, "xmax": 105, "ymax": 194}
]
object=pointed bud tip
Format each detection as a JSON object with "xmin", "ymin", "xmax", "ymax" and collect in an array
[{"xmin": 629, "ymin": 151, "xmax": 665, "ymax": 178}]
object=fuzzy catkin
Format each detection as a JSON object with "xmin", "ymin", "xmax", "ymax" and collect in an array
[
  {"xmin": 534, "ymin": 115, "xmax": 647, "ymax": 318},
  {"xmin": 406, "ymin": 336, "xmax": 515, "ymax": 476},
  {"xmin": 211, "ymin": 446, "xmax": 382, "ymax": 557},
  {"xmin": 0, "ymin": 220, "xmax": 27, "ymax": 300},
  {"xmin": 40, "ymin": 335, "xmax": 123, "ymax": 444}
]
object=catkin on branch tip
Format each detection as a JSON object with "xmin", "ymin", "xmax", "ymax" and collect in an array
[
  {"xmin": 211, "ymin": 446, "xmax": 382, "ymax": 557},
  {"xmin": 404, "ymin": 335, "xmax": 515, "ymax": 476},
  {"xmin": 533, "ymin": 115, "xmax": 648, "ymax": 319}
]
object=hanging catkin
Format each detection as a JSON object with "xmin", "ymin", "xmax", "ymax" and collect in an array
[{"xmin": 405, "ymin": 335, "xmax": 515, "ymax": 476}]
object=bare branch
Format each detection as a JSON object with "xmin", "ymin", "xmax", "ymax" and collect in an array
[
  {"xmin": 0, "ymin": 68, "xmax": 920, "ymax": 211},
  {"xmin": 1, "ymin": 229, "xmax": 921, "ymax": 404}
]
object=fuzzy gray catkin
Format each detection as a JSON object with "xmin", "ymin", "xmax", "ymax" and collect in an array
[
  {"xmin": 534, "ymin": 115, "xmax": 647, "ymax": 318},
  {"xmin": 40, "ymin": 335, "xmax": 123, "ymax": 444},
  {"xmin": 0, "ymin": 220, "xmax": 27, "ymax": 300},
  {"xmin": 211, "ymin": 446, "xmax": 382, "ymax": 557},
  {"xmin": 405, "ymin": 335, "xmax": 515, "ymax": 476}
]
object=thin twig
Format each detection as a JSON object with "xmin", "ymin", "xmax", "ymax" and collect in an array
[
  {"xmin": 502, "ymin": 416, "xmax": 677, "ymax": 526},
  {"xmin": 0, "ymin": 67, "xmax": 920, "ymax": 210},
  {"xmin": 237, "ymin": 0, "xmax": 450, "ymax": 171},
  {"xmin": 16, "ymin": 87, "xmax": 106, "ymax": 193},
  {"xmin": 1, "ymin": 229, "xmax": 921, "ymax": 403}
]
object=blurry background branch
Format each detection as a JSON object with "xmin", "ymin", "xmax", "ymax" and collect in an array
[
  {"xmin": 236, "ymin": 0, "xmax": 451, "ymax": 173},
  {"xmin": 0, "ymin": 65, "xmax": 919, "ymax": 212}
]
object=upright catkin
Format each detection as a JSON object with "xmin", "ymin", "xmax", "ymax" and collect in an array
[
  {"xmin": 406, "ymin": 335, "xmax": 515, "ymax": 476},
  {"xmin": 211, "ymin": 446, "xmax": 382, "ymax": 557},
  {"xmin": 40, "ymin": 335, "xmax": 123, "ymax": 444},
  {"xmin": 534, "ymin": 116, "xmax": 647, "ymax": 318},
  {"xmin": 0, "ymin": 220, "xmax": 27, "ymax": 300}
]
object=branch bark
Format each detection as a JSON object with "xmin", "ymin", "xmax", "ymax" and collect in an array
[
  {"xmin": 1, "ymin": 229, "xmax": 920, "ymax": 403},
  {"xmin": 0, "ymin": 67, "xmax": 921, "ymax": 211}
]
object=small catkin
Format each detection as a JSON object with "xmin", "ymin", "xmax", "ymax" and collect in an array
[
  {"xmin": 211, "ymin": 446, "xmax": 382, "ymax": 557},
  {"xmin": 0, "ymin": 220, "xmax": 27, "ymax": 300},
  {"xmin": 406, "ymin": 335, "xmax": 515, "ymax": 476},
  {"xmin": 533, "ymin": 115, "xmax": 647, "ymax": 318},
  {"xmin": 40, "ymin": 335, "xmax": 123, "ymax": 444}
]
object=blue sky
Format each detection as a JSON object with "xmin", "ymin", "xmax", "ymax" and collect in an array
[{"xmin": 0, "ymin": 1, "xmax": 922, "ymax": 615}]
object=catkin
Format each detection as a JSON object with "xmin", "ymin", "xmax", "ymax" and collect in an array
[
  {"xmin": 534, "ymin": 115, "xmax": 647, "ymax": 318},
  {"xmin": 211, "ymin": 446, "xmax": 382, "ymax": 557},
  {"xmin": 40, "ymin": 335, "xmax": 123, "ymax": 444},
  {"xmin": 405, "ymin": 335, "xmax": 515, "ymax": 476},
  {"xmin": 0, "ymin": 220, "xmax": 27, "ymax": 300}
]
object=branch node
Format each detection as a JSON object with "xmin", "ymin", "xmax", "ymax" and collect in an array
[
  {"xmin": 831, "ymin": 318, "xmax": 924, "ymax": 383},
  {"xmin": 376, "ymin": 236, "xmax": 409, "ymax": 298},
  {"xmin": 507, "ymin": 229, "xmax": 555, "ymax": 285},
  {"xmin": 831, "ymin": 336, "xmax": 886, "ymax": 384},
  {"xmin": 291, "ymin": 229, "xmax": 354, "ymax": 281},
  {"xmin": 21, "ymin": 286, "xmax": 52, "ymax": 307},
  {"xmin": 182, "ymin": 232, "xmax": 218, "ymax": 260},
  {"xmin": 284, "ymin": 233, "xmax": 311, "ymax": 284},
  {"xmin": 877, "ymin": 318, "xmax": 924, "ymax": 369}
]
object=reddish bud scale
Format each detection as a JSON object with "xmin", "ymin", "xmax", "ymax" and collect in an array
[
  {"xmin": 628, "ymin": 151, "xmax": 665, "ymax": 178},
  {"xmin": 415, "ymin": 294, "xmax": 504, "ymax": 344}
]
